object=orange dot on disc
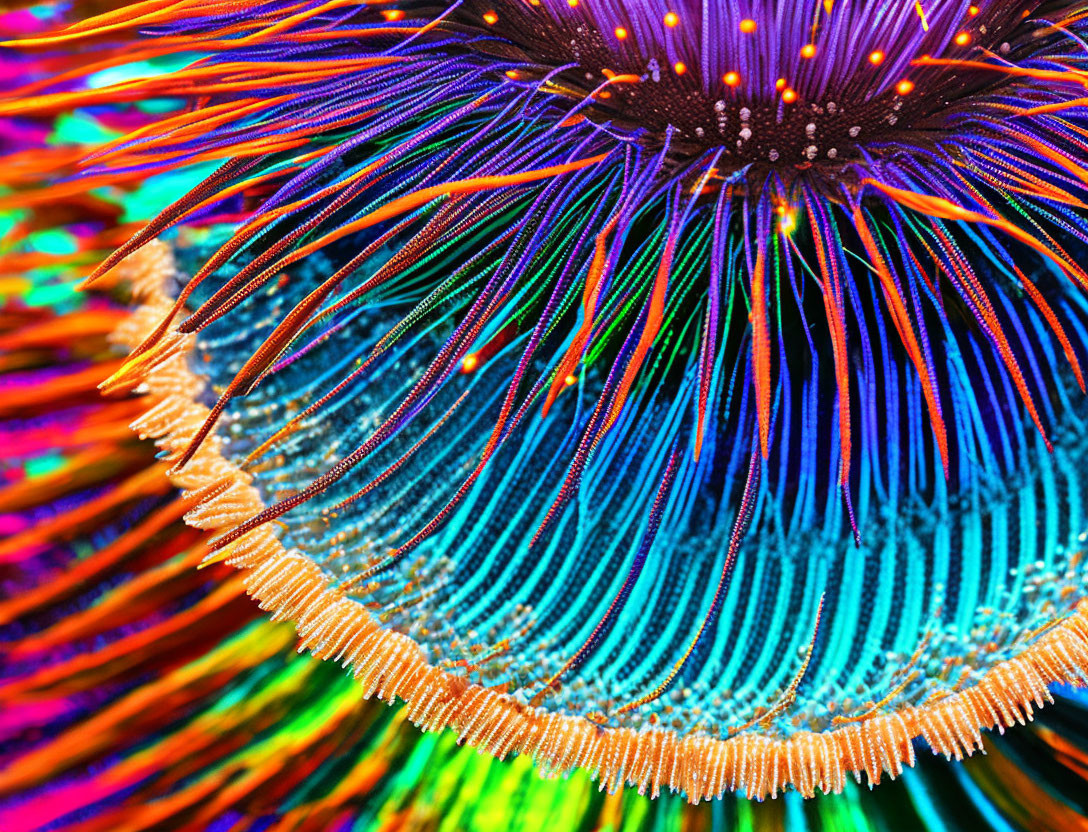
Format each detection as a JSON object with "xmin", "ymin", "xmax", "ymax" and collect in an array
[
  {"xmin": 614, "ymin": 26, "xmax": 627, "ymax": 39},
  {"xmin": 968, "ymin": 4, "xmax": 980, "ymax": 15},
  {"xmin": 782, "ymin": 88, "xmax": 798, "ymax": 103},
  {"xmin": 868, "ymin": 50, "xmax": 885, "ymax": 65},
  {"xmin": 739, "ymin": 18, "xmax": 757, "ymax": 33},
  {"xmin": 483, "ymin": 10, "xmax": 498, "ymax": 24},
  {"xmin": 955, "ymin": 31, "xmax": 971, "ymax": 45},
  {"xmin": 567, "ymin": 0, "xmax": 578, "ymax": 7},
  {"xmin": 674, "ymin": 61, "xmax": 687, "ymax": 75},
  {"xmin": 775, "ymin": 77, "xmax": 787, "ymax": 91},
  {"xmin": 801, "ymin": 43, "xmax": 816, "ymax": 58},
  {"xmin": 896, "ymin": 79, "xmax": 915, "ymax": 95},
  {"xmin": 380, "ymin": 9, "xmax": 404, "ymax": 21},
  {"xmin": 723, "ymin": 71, "xmax": 741, "ymax": 87},
  {"xmin": 664, "ymin": 11, "xmax": 679, "ymax": 27}
]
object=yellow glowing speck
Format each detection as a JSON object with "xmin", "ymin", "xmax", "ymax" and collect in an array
[
  {"xmin": 564, "ymin": 374, "xmax": 579, "ymax": 387},
  {"xmin": 664, "ymin": 11, "xmax": 679, "ymax": 28},
  {"xmin": 954, "ymin": 31, "xmax": 971, "ymax": 46},
  {"xmin": 896, "ymin": 79, "xmax": 915, "ymax": 95},
  {"xmin": 483, "ymin": 10, "xmax": 498, "ymax": 24},
  {"xmin": 914, "ymin": 1, "xmax": 930, "ymax": 31},
  {"xmin": 380, "ymin": 9, "xmax": 404, "ymax": 21},
  {"xmin": 462, "ymin": 354, "xmax": 479, "ymax": 373},
  {"xmin": 801, "ymin": 44, "xmax": 817, "ymax": 59},
  {"xmin": 674, "ymin": 61, "xmax": 687, "ymax": 75},
  {"xmin": 739, "ymin": 18, "xmax": 757, "ymax": 34},
  {"xmin": 868, "ymin": 50, "xmax": 885, "ymax": 65},
  {"xmin": 782, "ymin": 87, "xmax": 798, "ymax": 104},
  {"xmin": 776, "ymin": 203, "xmax": 797, "ymax": 235},
  {"xmin": 614, "ymin": 26, "xmax": 627, "ymax": 40},
  {"xmin": 723, "ymin": 71, "xmax": 741, "ymax": 87}
]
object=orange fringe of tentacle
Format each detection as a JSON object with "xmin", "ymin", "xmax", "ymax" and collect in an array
[{"xmin": 105, "ymin": 241, "xmax": 1088, "ymax": 802}]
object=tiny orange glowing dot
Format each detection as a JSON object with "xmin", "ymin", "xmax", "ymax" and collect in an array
[
  {"xmin": 602, "ymin": 67, "xmax": 616, "ymax": 79},
  {"xmin": 723, "ymin": 71, "xmax": 741, "ymax": 87},
  {"xmin": 381, "ymin": 9, "xmax": 404, "ymax": 21},
  {"xmin": 483, "ymin": 10, "xmax": 498, "ymax": 24},
  {"xmin": 567, "ymin": 0, "xmax": 578, "ymax": 7},
  {"xmin": 800, "ymin": 44, "xmax": 816, "ymax": 59},
  {"xmin": 664, "ymin": 11, "xmax": 679, "ymax": 27},
  {"xmin": 782, "ymin": 88, "xmax": 798, "ymax": 103},
  {"xmin": 614, "ymin": 26, "xmax": 627, "ymax": 39},
  {"xmin": 564, "ymin": 374, "xmax": 578, "ymax": 387},
  {"xmin": 896, "ymin": 79, "xmax": 915, "ymax": 95},
  {"xmin": 505, "ymin": 70, "xmax": 520, "ymax": 80},
  {"xmin": 739, "ymin": 18, "xmax": 757, "ymax": 34},
  {"xmin": 968, "ymin": 5, "xmax": 980, "ymax": 15},
  {"xmin": 598, "ymin": 90, "xmax": 612, "ymax": 99},
  {"xmin": 955, "ymin": 32, "xmax": 971, "ymax": 46},
  {"xmin": 775, "ymin": 77, "xmax": 787, "ymax": 91},
  {"xmin": 674, "ymin": 61, "xmax": 687, "ymax": 75},
  {"xmin": 868, "ymin": 50, "xmax": 885, "ymax": 65},
  {"xmin": 462, "ymin": 354, "xmax": 478, "ymax": 373}
]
